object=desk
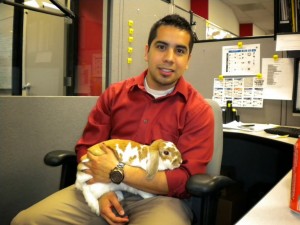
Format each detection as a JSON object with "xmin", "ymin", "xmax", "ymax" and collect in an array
[
  {"xmin": 224, "ymin": 129, "xmax": 297, "ymax": 146},
  {"xmin": 222, "ymin": 129, "xmax": 296, "ymax": 191},
  {"xmin": 236, "ymin": 170, "xmax": 300, "ymax": 224},
  {"xmin": 220, "ymin": 129, "xmax": 297, "ymax": 224}
]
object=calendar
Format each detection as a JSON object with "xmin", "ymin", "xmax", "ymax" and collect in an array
[
  {"xmin": 222, "ymin": 44, "xmax": 260, "ymax": 76},
  {"xmin": 212, "ymin": 77, "xmax": 264, "ymax": 108}
]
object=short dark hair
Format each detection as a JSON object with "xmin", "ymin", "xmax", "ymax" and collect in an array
[{"xmin": 147, "ymin": 14, "xmax": 194, "ymax": 53}]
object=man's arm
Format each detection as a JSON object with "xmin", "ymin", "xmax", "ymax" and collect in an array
[
  {"xmin": 123, "ymin": 165, "xmax": 169, "ymax": 195},
  {"xmin": 98, "ymin": 192, "xmax": 129, "ymax": 224},
  {"xmin": 86, "ymin": 144, "xmax": 169, "ymax": 195}
]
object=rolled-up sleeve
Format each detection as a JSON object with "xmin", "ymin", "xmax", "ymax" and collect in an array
[{"xmin": 165, "ymin": 101, "xmax": 214, "ymax": 198}]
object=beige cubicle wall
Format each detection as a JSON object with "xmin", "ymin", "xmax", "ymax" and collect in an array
[
  {"xmin": 185, "ymin": 37, "xmax": 300, "ymax": 126},
  {"xmin": 0, "ymin": 96, "xmax": 97, "ymax": 225}
]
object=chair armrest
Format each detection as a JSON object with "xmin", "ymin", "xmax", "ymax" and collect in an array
[
  {"xmin": 44, "ymin": 150, "xmax": 77, "ymax": 189},
  {"xmin": 186, "ymin": 174, "xmax": 234, "ymax": 225},
  {"xmin": 44, "ymin": 150, "xmax": 77, "ymax": 166},
  {"xmin": 186, "ymin": 174, "xmax": 234, "ymax": 197}
]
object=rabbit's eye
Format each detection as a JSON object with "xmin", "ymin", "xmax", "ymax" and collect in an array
[{"xmin": 163, "ymin": 151, "xmax": 169, "ymax": 155}]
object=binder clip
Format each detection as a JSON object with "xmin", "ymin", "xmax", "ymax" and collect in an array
[
  {"xmin": 238, "ymin": 42, "xmax": 243, "ymax": 48},
  {"xmin": 273, "ymin": 54, "xmax": 279, "ymax": 61}
]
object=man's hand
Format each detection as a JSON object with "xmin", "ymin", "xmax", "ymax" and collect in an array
[
  {"xmin": 85, "ymin": 143, "xmax": 119, "ymax": 184},
  {"xmin": 99, "ymin": 192, "xmax": 129, "ymax": 225}
]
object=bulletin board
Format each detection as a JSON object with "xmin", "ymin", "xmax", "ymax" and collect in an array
[{"xmin": 184, "ymin": 37, "xmax": 297, "ymax": 124}]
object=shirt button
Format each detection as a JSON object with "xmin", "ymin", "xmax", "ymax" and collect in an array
[{"xmin": 143, "ymin": 119, "xmax": 148, "ymax": 124}]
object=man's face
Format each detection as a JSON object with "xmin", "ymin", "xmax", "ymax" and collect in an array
[{"xmin": 144, "ymin": 25, "xmax": 191, "ymax": 91}]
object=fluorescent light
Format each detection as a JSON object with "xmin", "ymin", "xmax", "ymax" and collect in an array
[
  {"xmin": 42, "ymin": 2, "xmax": 59, "ymax": 10},
  {"xmin": 24, "ymin": 0, "xmax": 39, "ymax": 8}
]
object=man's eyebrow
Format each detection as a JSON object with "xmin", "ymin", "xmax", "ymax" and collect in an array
[
  {"xmin": 177, "ymin": 45, "xmax": 188, "ymax": 50},
  {"xmin": 154, "ymin": 41, "xmax": 168, "ymax": 46},
  {"xmin": 155, "ymin": 41, "xmax": 188, "ymax": 50}
]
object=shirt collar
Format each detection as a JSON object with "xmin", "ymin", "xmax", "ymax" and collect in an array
[{"xmin": 128, "ymin": 70, "xmax": 189, "ymax": 101}]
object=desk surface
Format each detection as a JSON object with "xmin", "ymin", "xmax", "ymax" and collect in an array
[
  {"xmin": 224, "ymin": 129, "xmax": 297, "ymax": 146},
  {"xmin": 236, "ymin": 170, "xmax": 300, "ymax": 224}
]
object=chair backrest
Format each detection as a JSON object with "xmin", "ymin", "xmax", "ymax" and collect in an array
[{"xmin": 205, "ymin": 99, "xmax": 223, "ymax": 176}]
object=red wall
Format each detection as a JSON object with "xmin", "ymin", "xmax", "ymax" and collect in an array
[
  {"xmin": 77, "ymin": 0, "xmax": 103, "ymax": 96},
  {"xmin": 240, "ymin": 23, "xmax": 253, "ymax": 37},
  {"xmin": 191, "ymin": 0, "xmax": 209, "ymax": 19}
]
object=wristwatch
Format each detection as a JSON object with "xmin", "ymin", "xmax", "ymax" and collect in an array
[{"xmin": 110, "ymin": 162, "xmax": 125, "ymax": 184}]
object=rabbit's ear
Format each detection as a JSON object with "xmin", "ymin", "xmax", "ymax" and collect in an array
[
  {"xmin": 146, "ymin": 140, "xmax": 163, "ymax": 179},
  {"xmin": 146, "ymin": 149, "xmax": 159, "ymax": 179}
]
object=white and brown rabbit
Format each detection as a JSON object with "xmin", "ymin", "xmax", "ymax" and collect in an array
[{"xmin": 75, "ymin": 139, "xmax": 182, "ymax": 215}]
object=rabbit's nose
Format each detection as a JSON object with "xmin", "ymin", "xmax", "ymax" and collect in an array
[{"xmin": 173, "ymin": 158, "xmax": 182, "ymax": 166}]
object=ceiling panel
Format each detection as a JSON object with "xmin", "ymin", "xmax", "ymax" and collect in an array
[{"xmin": 221, "ymin": 0, "xmax": 274, "ymax": 34}]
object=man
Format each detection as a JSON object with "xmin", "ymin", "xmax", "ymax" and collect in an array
[{"xmin": 11, "ymin": 14, "xmax": 214, "ymax": 225}]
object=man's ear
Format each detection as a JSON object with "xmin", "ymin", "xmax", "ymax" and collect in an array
[
  {"xmin": 144, "ymin": 45, "xmax": 149, "ymax": 61},
  {"xmin": 185, "ymin": 53, "xmax": 191, "ymax": 70}
]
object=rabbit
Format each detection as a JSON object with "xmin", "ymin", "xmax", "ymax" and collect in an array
[{"xmin": 75, "ymin": 139, "xmax": 182, "ymax": 215}]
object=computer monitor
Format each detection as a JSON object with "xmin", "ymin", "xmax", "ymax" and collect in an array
[{"xmin": 293, "ymin": 58, "xmax": 300, "ymax": 115}]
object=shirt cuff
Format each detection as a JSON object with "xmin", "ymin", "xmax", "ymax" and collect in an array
[{"xmin": 115, "ymin": 191, "xmax": 124, "ymax": 201}]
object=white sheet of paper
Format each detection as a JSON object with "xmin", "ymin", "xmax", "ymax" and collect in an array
[
  {"xmin": 262, "ymin": 58, "xmax": 294, "ymax": 100},
  {"xmin": 222, "ymin": 44, "xmax": 260, "ymax": 76},
  {"xmin": 276, "ymin": 33, "xmax": 300, "ymax": 51}
]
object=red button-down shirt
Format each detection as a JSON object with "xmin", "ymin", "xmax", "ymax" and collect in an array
[{"xmin": 75, "ymin": 70, "xmax": 214, "ymax": 198}]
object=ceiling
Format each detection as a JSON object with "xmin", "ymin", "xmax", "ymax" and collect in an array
[
  {"xmin": 1, "ymin": 0, "xmax": 275, "ymax": 35},
  {"xmin": 221, "ymin": 0, "xmax": 274, "ymax": 35}
]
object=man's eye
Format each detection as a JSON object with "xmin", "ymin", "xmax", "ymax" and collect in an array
[
  {"xmin": 176, "ymin": 48, "xmax": 186, "ymax": 55},
  {"xmin": 156, "ymin": 44, "xmax": 166, "ymax": 50}
]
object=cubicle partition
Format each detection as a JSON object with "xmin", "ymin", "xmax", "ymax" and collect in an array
[
  {"xmin": 0, "ymin": 96, "xmax": 97, "ymax": 225},
  {"xmin": 185, "ymin": 37, "xmax": 300, "ymax": 126},
  {"xmin": 0, "ymin": 95, "xmax": 297, "ymax": 225}
]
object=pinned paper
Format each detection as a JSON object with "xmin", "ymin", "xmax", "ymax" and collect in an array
[
  {"xmin": 262, "ymin": 58, "xmax": 294, "ymax": 100},
  {"xmin": 212, "ymin": 77, "xmax": 264, "ymax": 108},
  {"xmin": 222, "ymin": 44, "xmax": 260, "ymax": 76}
]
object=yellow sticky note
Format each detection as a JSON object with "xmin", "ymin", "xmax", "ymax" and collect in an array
[
  {"xmin": 128, "ymin": 20, "xmax": 134, "ymax": 27},
  {"xmin": 127, "ymin": 58, "xmax": 132, "ymax": 64}
]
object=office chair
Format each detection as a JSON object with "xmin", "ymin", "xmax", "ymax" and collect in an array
[{"xmin": 44, "ymin": 99, "xmax": 233, "ymax": 225}]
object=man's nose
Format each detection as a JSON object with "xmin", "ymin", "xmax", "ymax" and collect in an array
[{"xmin": 163, "ymin": 49, "xmax": 175, "ymax": 62}]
